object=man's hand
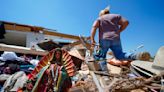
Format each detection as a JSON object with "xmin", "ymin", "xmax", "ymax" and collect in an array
[
  {"xmin": 91, "ymin": 40, "xmax": 96, "ymax": 50},
  {"xmin": 90, "ymin": 20, "xmax": 99, "ymax": 51}
]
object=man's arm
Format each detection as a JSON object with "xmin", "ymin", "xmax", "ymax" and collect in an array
[
  {"xmin": 118, "ymin": 17, "xmax": 129, "ymax": 33},
  {"xmin": 91, "ymin": 20, "xmax": 99, "ymax": 46}
]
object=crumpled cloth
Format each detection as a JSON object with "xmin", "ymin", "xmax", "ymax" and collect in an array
[
  {"xmin": 1, "ymin": 71, "xmax": 28, "ymax": 92},
  {"xmin": 0, "ymin": 51, "xmax": 24, "ymax": 62}
]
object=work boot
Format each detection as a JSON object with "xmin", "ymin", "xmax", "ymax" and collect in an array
[{"xmin": 135, "ymin": 52, "xmax": 151, "ymax": 61}]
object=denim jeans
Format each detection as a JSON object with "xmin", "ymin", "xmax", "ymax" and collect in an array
[{"xmin": 94, "ymin": 39, "xmax": 136, "ymax": 61}]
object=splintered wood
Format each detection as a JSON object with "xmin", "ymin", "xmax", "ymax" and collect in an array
[
  {"xmin": 71, "ymin": 61, "xmax": 163, "ymax": 92},
  {"xmin": 108, "ymin": 77, "xmax": 145, "ymax": 92},
  {"xmin": 90, "ymin": 63, "xmax": 164, "ymax": 92}
]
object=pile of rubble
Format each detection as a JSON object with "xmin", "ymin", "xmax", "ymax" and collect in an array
[
  {"xmin": 70, "ymin": 46, "xmax": 164, "ymax": 92},
  {"xmin": 0, "ymin": 45, "xmax": 164, "ymax": 92}
]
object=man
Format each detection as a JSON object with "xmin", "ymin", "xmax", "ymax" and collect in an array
[{"xmin": 91, "ymin": 6, "xmax": 150, "ymax": 65}]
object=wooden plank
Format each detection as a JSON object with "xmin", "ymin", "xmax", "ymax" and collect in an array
[
  {"xmin": 15, "ymin": 25, "xmax": 31, "ymax": 31},
  {"xmin": 69, "ymin": 87, "xmax": 86, "ymax": 92},
  {"xmin": 107, "ymin": 63, "xmax": 122, "ymax": 74},
  {"xmin": 4, "ymin": 24, "xmax": 31, "ymax": 32},
  {"xmin": 63, "ymin": 37, "xmax": 90, "ymax": 49},
  {"xmin": 4, "ymin": 23, "xmax": 81, "ymax": 40},
  {"xmin": 90, "ymin": 71, "xmax": 104, "ymax": 92},
  {"xmin": 0, "ymin": 44, "xmax": 48, "ymax": 56},
  {"xmin": 43, "ymin": 30, "xmax": 80, "ymax": 40}
]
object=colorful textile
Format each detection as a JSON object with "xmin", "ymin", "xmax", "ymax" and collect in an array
[
  {"xmin": 28, "ymin": 48, "xmax": 75, "ymax": 79},
  {"xmin": 23, "ymin": 48, "xmax": 75, "ymax": 92},
  {"xmin": 29, "ymin": 64, "xmax": 69, "ymax": 92}
]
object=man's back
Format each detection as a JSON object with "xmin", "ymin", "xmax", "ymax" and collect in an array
[{"xmin": 98, "ymin": 14, "xmax": 121, "ymax": 40}]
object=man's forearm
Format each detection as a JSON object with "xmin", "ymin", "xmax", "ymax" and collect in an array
[
  {"xmin": 91, "ymin": 27, "xmax": 97, "ymax": 44},
  {"xmin": 118, "ymin": 21, "xmax": 129, "ymax": 33}
]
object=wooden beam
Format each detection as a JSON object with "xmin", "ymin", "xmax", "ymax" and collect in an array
[
  {"xmin": 0, "ymin": 44, "xmax": 48, "ymax": 56},
  {"xmin": 63, "ymin": 37, "xmax": 90, "ymax": 49},
  {"xmin": 4, "ymin": 24, "xmax": 31, "ymax": 32},
  {"xmin": 90, "ymin": 71, "xmax": 104, "ymax": 92},
  {"xmin": 4, "ymin": 22, "xmax": 81, "ymax": 40},
  {"xmin": 43, "ymin": 30, "xmax": 80, "ymax": 40}
]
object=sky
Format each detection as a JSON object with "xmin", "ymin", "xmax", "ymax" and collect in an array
[{"xmin": 0, "ymin": 0, "xmax": 164, "ymax": 56}]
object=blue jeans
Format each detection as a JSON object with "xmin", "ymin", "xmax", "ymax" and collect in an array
[{"xmin": 94, "ymin": 39, "xmax": 136, "ymax": 61}]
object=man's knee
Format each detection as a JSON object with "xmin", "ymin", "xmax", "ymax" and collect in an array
[{"xmin": 114, "ymin": 53, "xmax": 126, "ymax": 60}]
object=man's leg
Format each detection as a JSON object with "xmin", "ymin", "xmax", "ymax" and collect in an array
[
  {"xmin": 94, "ymin": 39, "xmax": 110, "ymax": 60},
  {"xmin": 110, "ymin": 39, "xmax": 135, "ymax": 60},
  {"xmin": 94, "ymin": 39, "xmax": 110, "ymax": 71}
]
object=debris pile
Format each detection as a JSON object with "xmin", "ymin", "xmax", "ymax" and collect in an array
[{"xmin": 0, "ymin": 21, "xmax": 163, "ymax": 91}]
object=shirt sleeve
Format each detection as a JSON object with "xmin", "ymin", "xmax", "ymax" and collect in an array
[
  {"xmin": 116, "ymin": 14, "xmax": 122, "ymax": 22},
  {"xmin": 92, "ymin": 19, "xmax": 100, "ymax": 28}
]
